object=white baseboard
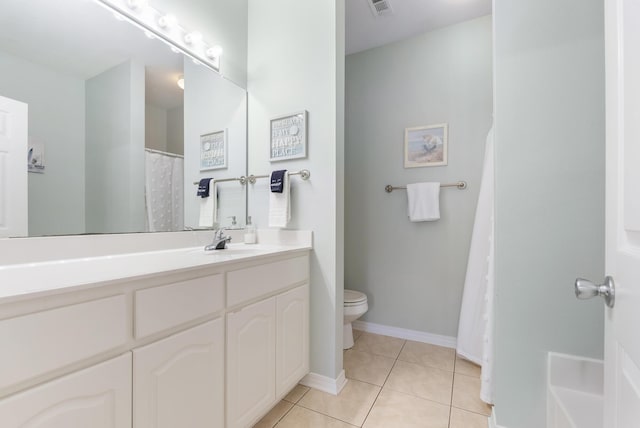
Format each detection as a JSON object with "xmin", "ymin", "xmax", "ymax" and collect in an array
[
  {"xmin": 489, "ymin": 408, "xmax": 507, "ymax": 428},
  {"xmin": 352, "ymin": 320, "xmax": 457, "ymax": 349},
  {"xmin": 300, "ymin": 370, "xmax": 347, "ymax": 396}
]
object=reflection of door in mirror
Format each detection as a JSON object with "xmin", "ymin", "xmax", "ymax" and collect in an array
[
  {"xmin": 0, "ymin": 95, "xmax": 28, "ymax": 238},
  {"xmin": 0, "ymin": 0, "xmax": 247, "ymax": 237}
]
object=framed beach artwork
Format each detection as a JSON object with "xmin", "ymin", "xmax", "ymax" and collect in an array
[{"xmin": 404, "ymin": 123, "xmax": 448, "ymax": 168}]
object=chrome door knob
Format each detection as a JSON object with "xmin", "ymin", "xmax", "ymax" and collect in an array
[{"xmin": 575, "ymin": 276, "xmax": 615, "ymax": 308}]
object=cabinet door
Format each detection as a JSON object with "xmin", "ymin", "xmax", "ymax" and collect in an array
[
  {"xmin": 276, "ymin": 284, "xmax": 310, "ymax": 397},
  {"xmin": 0, "ymin": 353, "xmax": 131, "ymax": 428},
  {"xmin": 227, "ymin": 297, "xmax": 276, "ymax": 428},
  {"xmin": 133, "ymin": 318, "xmax": 224, "ymax": 428}
]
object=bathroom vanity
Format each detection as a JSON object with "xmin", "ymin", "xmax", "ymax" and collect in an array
[{"xmin": 0, "ymin": 231, "xmax": 311, "ymax": 428}]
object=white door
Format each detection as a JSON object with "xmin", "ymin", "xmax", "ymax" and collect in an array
[
  {"xmin": 0, "ymin": 353, "xmax": 131, "ymax": 427},
  {"xmin": 133, "ymin": 319, "xmax": 224, "ymax": 428},
  {"xmin": 603, "ymin": 0, "xmax": 640, "ymax": 425},
  {"xmin": 227, "ymin": 297, "xmax": 276, "ymax": 428},
  {"xmin": 0, "ymin": 95, "xmax": 28, "ymax": 238}
]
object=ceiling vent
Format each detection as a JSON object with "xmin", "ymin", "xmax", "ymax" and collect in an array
[{"xmin": 368, "ymin": 0, "xmax": 394, "ymax": 17}]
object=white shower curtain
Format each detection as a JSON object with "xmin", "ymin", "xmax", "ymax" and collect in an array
[
  {"xmin": 457, "ymin": 126, "xmax": 494, "ymax": 404},
  {"xmin": 145, "ymin": 150, "xmax": 184, "ymax": 232}
]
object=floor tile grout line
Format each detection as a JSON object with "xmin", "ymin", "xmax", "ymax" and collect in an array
[
  {"xmin": 346, "ymin": 333, "xmax": 488, "ymax": 427},
  {"xmin": 447, "ymin": 354, "xmax": 458, "ymax": 428},
  {"xmin": 271, "ymin": 386, "xmax": 312, "ymax": 427},
  {"xmin": 270, "ymin": 401, "xmax": 296, "ymax": 428},
  {"xmin": 359, "ymin": 339, "xmax": 406, "ymax": 427},
  {"xmin": 293, "ymin": 402, "xmax": 362, "ymax": 427},
  {"xmin": 290, "ymin": 404, "xmax": 360, "ymax": 427},
  {"xmin": 450, "ymin": 404, "xmax": 492, "ymax": 418}
]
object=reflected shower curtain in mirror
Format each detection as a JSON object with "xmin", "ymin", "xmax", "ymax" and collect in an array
[{"xmin": 144, "ymin": 149, "xmax": 184, "ymax": 232}]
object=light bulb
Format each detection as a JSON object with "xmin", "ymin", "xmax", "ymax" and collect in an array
[
  {"xmin": 158, "ymin": 14, "xmax": 177, "ymax": 29},
  {"xmin": 184, "ymin": 31, "xmax": 202, "ymax": 45},
  {"xmin": 177, "ymin": 76, "xmax": 184, "ymax": 90},
  {"xmin": 206, "ymin": 45, "xmax": 223, "ymax": 58},
  {"xmin": 126, "ymin": 0, "xmax": 148, "ymax": 10}
]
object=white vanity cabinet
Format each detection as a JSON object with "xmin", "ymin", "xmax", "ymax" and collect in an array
[
  {"xmin": 226, "ymin": 255, "xmax": 310, "ymax": 428},
  {"xmin": 227, "ymin": 298, "xmax": 277, "ymax": 428},
  {"xmin": 0, "ymin": 353, "xmax": 132, "ymax": 428},
  {"xmin": 133, "ymin": 318, "xmax": 225, "ymax": 428},
  {"xmin": 0, "ymin": 246, "xmax": 310, "ymax": 428},
  {"xmin": 276, "ymin": 284, "xmax": 309, "ymax": 398}
]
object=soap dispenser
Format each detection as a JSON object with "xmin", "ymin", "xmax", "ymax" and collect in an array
[{"xmin": 244, "ymin": 216, "xmax": 257, "ymax": 244}]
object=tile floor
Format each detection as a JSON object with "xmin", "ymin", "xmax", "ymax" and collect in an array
[{"xmin": 254, "ymin": 330, "xmax": 491, "ymax": 428}]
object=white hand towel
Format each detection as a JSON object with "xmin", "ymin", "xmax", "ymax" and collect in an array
[
  {"xmin": 198, "ymin": 179, "xmax": 217, "ymax": 227},
  {"xmin": 407, "ymin": 182, "xmax": 440, "ymax": 222},
  {"xmin": 268, "ymin": 172, "xmax": 290, "ymax": 228}
]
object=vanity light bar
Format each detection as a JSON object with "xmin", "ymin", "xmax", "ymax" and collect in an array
[{"xmin": 92, "ymin": 0, "xmax": 222, "ymax": 72}]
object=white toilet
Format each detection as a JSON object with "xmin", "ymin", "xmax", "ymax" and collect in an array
[{"xmin": 343, "ymin": 289, "xmax": 368, "ymax": 349}]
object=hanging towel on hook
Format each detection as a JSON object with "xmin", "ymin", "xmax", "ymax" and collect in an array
[
  {"xmin": 406, "ymin": 182, "xmax": 440, "ymax": 221},
  {"xmin": 269, "ymin": 171, "xmax": 290, "ymax": 228}
]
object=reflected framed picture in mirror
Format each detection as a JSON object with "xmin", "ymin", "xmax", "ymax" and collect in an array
[{"xmin": 200, "ymin": 130, "xmax": 228, "ymax": 171}]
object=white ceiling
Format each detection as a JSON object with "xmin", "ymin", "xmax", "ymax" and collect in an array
[
  {"xmin": 0, "ymin": 0, "xmax": 184, "ymax": 109},
  {"xmin": 346, "ymin": 0, "xmax": 492, "ymax": 55}
]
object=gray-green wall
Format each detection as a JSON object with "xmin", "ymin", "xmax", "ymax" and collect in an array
[
  {"xmin": 0, "ymin": 51, "xmax": 86, "ymax": 236},
  {"xmin": 493, "ymin": 1, "xmax": 605, "ymax": 426},
  {"xmin": 248, "ymin": 0, "xmax": 345, "ymax": 381},
  {"xmin": 85, "ymin": 60, "xmax": 146, "ymax": 233},
  {"xmin": 345, "ymin": 16, "xmax": 493, "ymax": 338}
]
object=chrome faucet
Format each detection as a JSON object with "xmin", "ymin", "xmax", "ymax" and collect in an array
[{"xmin": 205, "ymin": 228, "xmax": 232, "ymax": 251}]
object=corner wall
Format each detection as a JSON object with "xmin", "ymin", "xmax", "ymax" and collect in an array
[
  {"xmin": 85, "ymin": 60, "xmax": 146, "ymax": 233},
  {"xmin": 493, "ymin": 0, "xmax": 605, "ymax": 426},
  {"xmin": 345, "ymin": 16, "xmax": 493, "ymax": 338},
  {"xmin": 247, "ymin": 0, "xmax": 345, "ymax": 381}
]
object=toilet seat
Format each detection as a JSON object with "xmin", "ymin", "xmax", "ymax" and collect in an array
[{"xmin": 344, "ymin": 289, "xmax": 367, "ymax": 306}]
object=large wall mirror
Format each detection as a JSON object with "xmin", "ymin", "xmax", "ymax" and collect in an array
[{"xmin": 0, "ymin": 0, "xmax": 247, "ymax": 238}]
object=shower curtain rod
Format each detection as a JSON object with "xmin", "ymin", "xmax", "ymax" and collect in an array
[
  {"xmin": 384, "ymin": 181, "xmax": 467, "ymax": 193},
  {"xmin": 144, "ymin": 148, "xmax": 184, "ymax": 159}
]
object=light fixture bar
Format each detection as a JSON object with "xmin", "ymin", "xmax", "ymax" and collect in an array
[{"xmin": 92, "ymin": 0, "xmax": 221, "ymax": 72}]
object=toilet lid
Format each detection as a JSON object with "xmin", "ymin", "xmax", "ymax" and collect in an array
[{"xmin": 344, "ymin": 289, "xmax": 367, "ymax": 304}]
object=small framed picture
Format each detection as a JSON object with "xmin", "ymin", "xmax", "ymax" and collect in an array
[
  {"xmin": 270, "ymin": 110, "xmax": 307, "ymax": 162},
  {"xmin": 404, "ymin": 123, "xmax": 448, "ymax": 168},
  {"xmin": 200, "ymin": 129, "xmax": 227, "ymax": 171}
]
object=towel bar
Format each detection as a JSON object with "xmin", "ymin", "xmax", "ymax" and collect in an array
[
  {"xmin": 247, "ymin": 169, "xmax": 311, "ymax": 184},
  {"xmin": 192, "ymin": 176, "xmax": 248, "ymax": 185},
  {"xmin": 385, "ymin": 181, "xmax": 467, "ymax": 193}
]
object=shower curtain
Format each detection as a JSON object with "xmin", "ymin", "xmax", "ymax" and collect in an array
[
  {"xmin": 456, "ymin": 126, "xmax": 494, "ymax": 404},
  {"xmin": 144, "ymin": 150, "xmax": 184, "ymax": 232}
]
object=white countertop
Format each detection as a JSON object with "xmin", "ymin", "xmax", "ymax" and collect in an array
[{"xmin": 0, "ymin": 231, "xmax": 312, "ymax": 304}]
